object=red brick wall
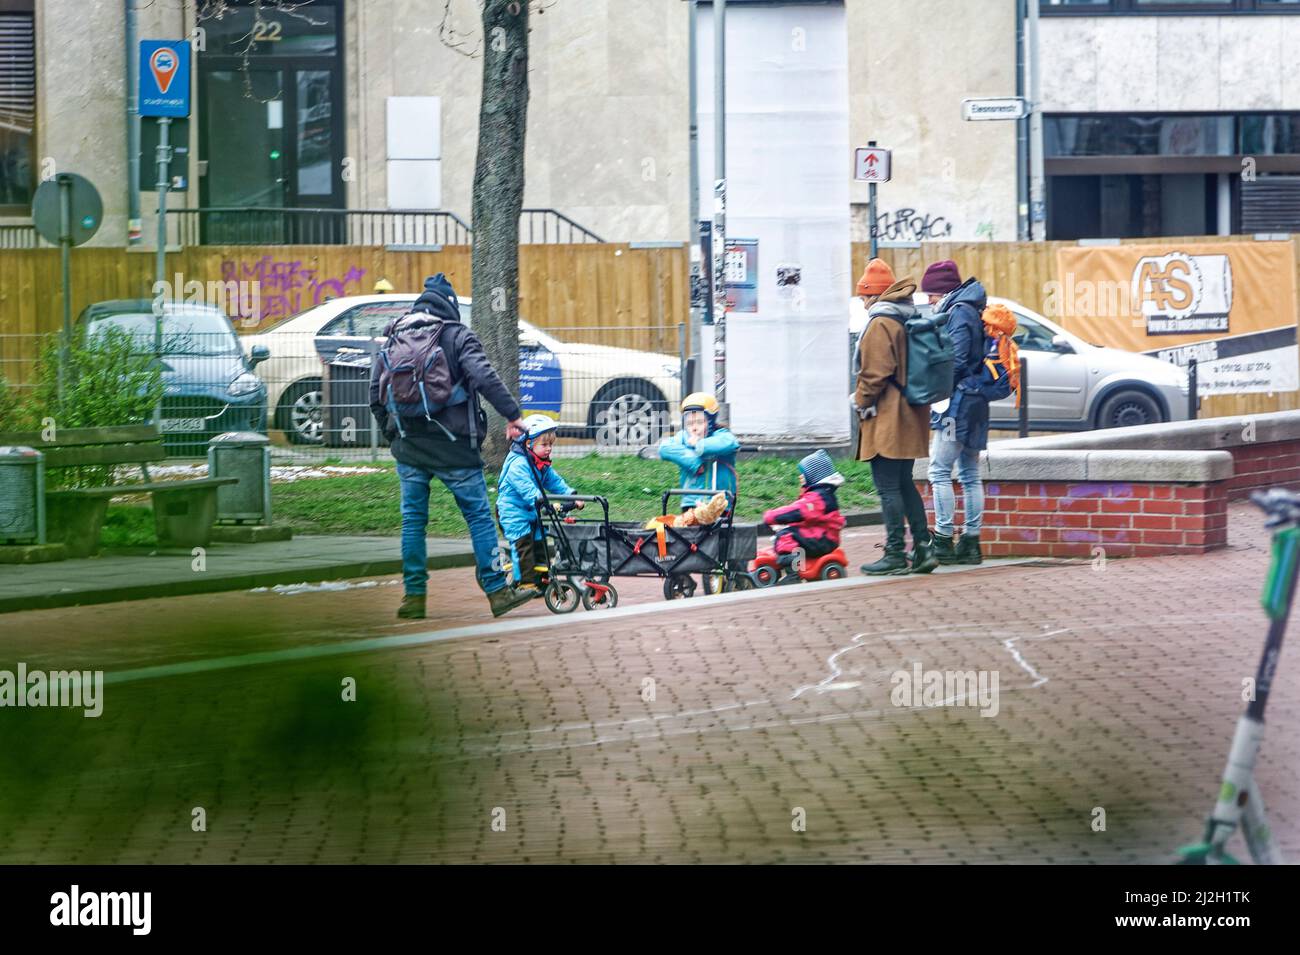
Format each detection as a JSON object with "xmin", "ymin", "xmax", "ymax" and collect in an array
[
  {"xmin": 913, "ymin": 436, "xmax": 1300, "ymax": 558},
  {"xmin": 1225, "ymin": 438, "xmax": 1300, "ymax": 499},
  {"xmin": 916, "ymin": 480, "xmax": 1228, "ymax": 559}
]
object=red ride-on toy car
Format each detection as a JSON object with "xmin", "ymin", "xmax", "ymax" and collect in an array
[{"xmin": 748, "ymin": 547, "xmax": 849, "ymax": 587}]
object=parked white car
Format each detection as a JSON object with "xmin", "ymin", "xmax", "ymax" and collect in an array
[
  {"xmin": 850, "ymin": 294, "xmax": 1190, "ymax": 430},
  {"xmin": 243, "ymin": 294, "xmax": 682, "ymax": 445}
]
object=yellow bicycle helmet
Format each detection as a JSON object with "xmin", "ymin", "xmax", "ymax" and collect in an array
[{"xmin": 680, "ymin": 392, "xmax": 720, "ymax": 417}]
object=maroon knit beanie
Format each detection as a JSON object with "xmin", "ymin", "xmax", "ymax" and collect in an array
[{"xmin": 920, "ymin": 259, "xmax": 962, "ymax": 296}]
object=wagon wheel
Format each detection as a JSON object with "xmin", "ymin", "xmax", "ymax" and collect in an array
[
  {"xmin": 581, "ymin": 583, "xmax": 619, "ymax": 611},
  {"xmin": 751, "ymin": 565, "xmax": 779, "ymax": 588},
  {"xmin": 544, "ymin": 580, "xmax": 581, "ymax": 614},
  {"xmin": 663, "ymin": 574, "xmax": 697, "ymax": 600}
]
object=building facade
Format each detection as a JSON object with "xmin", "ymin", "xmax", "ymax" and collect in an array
[{"xmin": 1, "ymin": 0, "xmax": 1297, "ymax": 249}]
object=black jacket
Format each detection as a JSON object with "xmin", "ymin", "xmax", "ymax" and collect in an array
[{"xmin": 369, "ymin": 307, "xmax": 522, "ymax": 471}]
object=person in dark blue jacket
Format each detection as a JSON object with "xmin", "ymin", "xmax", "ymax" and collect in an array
[{"xmin": 923, "ymin": 262, "xmax": 988, "ymax": 565}]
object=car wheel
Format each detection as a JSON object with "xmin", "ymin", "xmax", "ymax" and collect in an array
[
  {"xmin": 278, "ymin": 378, "xmax": 326, "ymax": 445},
  {"xmin": 589, "ymin": 378, "xmax": 668, "ymax": 448},
  {"xmin": 1095, "ymin": 389, "xmax": 1163, "ymax": 430}
]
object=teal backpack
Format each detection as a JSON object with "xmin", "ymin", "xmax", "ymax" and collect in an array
[{"xmin": 898, "ymin": 311, "xmax": 955, "ymax": 406}]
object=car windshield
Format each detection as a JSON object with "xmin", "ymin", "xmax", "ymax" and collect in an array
[{"xmin": 88, "ymin": 310, "xmax": 238, "ymax": 356}]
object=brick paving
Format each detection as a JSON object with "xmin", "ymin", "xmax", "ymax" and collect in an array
[{"xmin": 0, "ymin": 504, "xmax": 1295, "ymax": 864}]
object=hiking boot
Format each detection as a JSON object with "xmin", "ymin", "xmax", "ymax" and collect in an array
[
  {"xmin": 488, "ymin": 585, "xmax": 535, "ymax": 618},
  {"xmin": 396, "ymin": 594, "xmax": 426, "ymax": 620},
  {"xmin": 911, "ymin": 537, "xmax": 939, "ymax": 575},
  {"xmin": 954, "ymin": 534, "xmax": 983, "ymax": 565},
  {"xmin": 932, "ymin": 532, "xmax": 957, "ymax": 564},
  {"xmin": 861, "ymin": 548, "xmax": 910, "ymax": 576}
]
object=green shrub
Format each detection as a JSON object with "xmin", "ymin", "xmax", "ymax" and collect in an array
[
  {"xmin": 0, "ymin": 373, "xmax": 35, "ymax": 433},
  {"xmin": 26, "ymin": 327, "xmax": 164, "ymax": 488}
]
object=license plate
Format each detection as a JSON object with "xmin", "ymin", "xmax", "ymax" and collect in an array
[{"xmin": 161, "ymin": 418, "xmax": 204, "ymax": 433}]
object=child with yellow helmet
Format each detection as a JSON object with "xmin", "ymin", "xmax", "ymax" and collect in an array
[{"xmin": 657, "ymin": 392, "xmax": 739, "ymax": 512}]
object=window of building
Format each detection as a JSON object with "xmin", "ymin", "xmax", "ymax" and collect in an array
[
  {"xmin": 1046, "ymin": 114, "xmax": 1300, "ymax": 158},
  {"xmin": 0, "ymin": 0, "xmax": 36, "ymax": 213},
  {"xmin": 1042, "ymin": 0, "xmax": 1300, "ymax": 13},
  {"xmin": 1044, "ymin": 113, "xmax": 1300, "ymax": 238}
]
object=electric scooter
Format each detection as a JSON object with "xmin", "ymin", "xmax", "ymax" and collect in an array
[{"xmin": 1176, "ymin": 486, "xmax": 1296, "ymax": 865}]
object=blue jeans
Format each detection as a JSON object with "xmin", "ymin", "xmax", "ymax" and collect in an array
[
  {"xmin": 397, "ymin": 462, "xmax": 507, "ymax": 596},
  {"xmin": 927, "ymin": 432, "xmax": 984, "ymax": 537}
]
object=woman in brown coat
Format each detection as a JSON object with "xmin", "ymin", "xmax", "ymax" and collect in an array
[{"xmin": 853, "ymin": 259, "xmax": 938, "ymax": 575}]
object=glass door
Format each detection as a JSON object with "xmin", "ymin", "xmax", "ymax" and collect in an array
[{"xmin": 198, "ymin": 0, "xmax": 344, "ymax": 243}]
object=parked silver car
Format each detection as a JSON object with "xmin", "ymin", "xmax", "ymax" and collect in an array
[
  {"xmin": 850, "ymin": 295, "xmax": 1190, "ymax": 430},
  {"xmin": 986, "ymin": 297, "xmax": 1189, "ymax": 430}
]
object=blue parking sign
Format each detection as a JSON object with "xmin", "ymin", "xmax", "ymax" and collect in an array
[{"xmin": 139, "ymin": 41, "xmax": 191, "ymax": 118}]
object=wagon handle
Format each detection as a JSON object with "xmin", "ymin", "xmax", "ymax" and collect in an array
[{"xmin": 544, "ymin": 494, "xmax": 609, "ymax": 520}]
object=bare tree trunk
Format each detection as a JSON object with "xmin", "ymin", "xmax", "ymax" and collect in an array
[{"xmin": 471, "ymin": 0, "xmax": 530, "ymax": 474}]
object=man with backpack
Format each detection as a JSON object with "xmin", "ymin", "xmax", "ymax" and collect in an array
[
  {"xmin": 369, "ymin": 274, "xmax": 535, "ymax": 620},
  {"xmin": 853, "ymin": 258, "xmax": 941, "ymax": 576},
  {"xmin": 922, "ymin": 261, "xmax": 1006, "ymax": 566}
]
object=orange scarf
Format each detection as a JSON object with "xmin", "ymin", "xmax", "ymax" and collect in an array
[{"xmin": 982, "ymin": 303, "xmax": 1021, "ymax": 406}]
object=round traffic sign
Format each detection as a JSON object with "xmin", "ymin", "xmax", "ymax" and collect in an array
[{"xmin": 32, "ymin": 173, "xmax": 103, "ymax": 246}]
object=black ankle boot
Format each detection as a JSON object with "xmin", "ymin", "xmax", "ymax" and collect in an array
[
  {"xmin": 954, "ymin": 534, "xmax": 983, "ymax": 565},
  {"xmin": 861, "ymin": 548, "xmax": 910, "ymax": 576},
  {"xmin": 932, "ymin": 532, "xmax": 957, "ymax": 564},
  {"xmin": 911, "ymin": 537, "xmax": 939, "ymax": 574}
]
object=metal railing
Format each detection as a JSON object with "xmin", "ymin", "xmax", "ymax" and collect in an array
[
  {"xmin": 166, "ymin": 208, "xmax": 474, "ymax": 248},
  {"xmin": 520, "ymin": 208, "xmax": 605, "ymax": 243},
  {"xmin": 164, "ymin": 207, "xmax": 604, "ymax": 247},
  {"xmin": 0, "ymin": 224, "xmax": 41, "ymax": 249}
]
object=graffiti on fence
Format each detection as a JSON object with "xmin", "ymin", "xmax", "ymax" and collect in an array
[
  {"xmin": 220, "ymin": 257, "xmax": 368, "ymax": 325},
  {"xmin": 874, "ymin": 208, "xmax": 954, "ymax": 243}
]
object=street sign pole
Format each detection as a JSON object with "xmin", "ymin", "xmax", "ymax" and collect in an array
[
  {"xmin": 154, "ymin": 115, "xmax": 172, "ymax": 429},
  {"xmin": 138, "ymin": 39, "xmax": 190, "ymax": 428},
  {"xmin": 32, "ymin": 172, "xmax": 103, "ymax": 406},
  {"xmin": 57, "ymin": 177, "xmax": 72, "ymax": 407},
  {"xmin": 867, "ymin": 140, "xmax": 878, "ymax": 259},
  {"xmin": 712, "ymin": 0, "xmax": 727, "ymax": 410}
]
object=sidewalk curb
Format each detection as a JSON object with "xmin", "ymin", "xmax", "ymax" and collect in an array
[
  {"xmin": 0, "ymin": 509, "xmax": 883, "ymax": 615},
  {"xmin": 0, "ymin": 550, "xmax": 475, "ymax": 615}
]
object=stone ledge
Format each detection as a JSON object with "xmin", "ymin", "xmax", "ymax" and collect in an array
[
  {"xmin": 989, "ymin": 410, "xmax": 1300, "ymax": 454},
  {"xmin": 916, "ymin": 449, "xmax": 1234, "ymax": 484}
]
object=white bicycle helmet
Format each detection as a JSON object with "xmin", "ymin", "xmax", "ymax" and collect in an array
[{"xmin": 522, "ymin": 414, "xmax": 559, "ymax": 441}]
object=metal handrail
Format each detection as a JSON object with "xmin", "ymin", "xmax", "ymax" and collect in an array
[{"xmin": 163, "ymin": 207, "xmax": 604, "ymax": 246}]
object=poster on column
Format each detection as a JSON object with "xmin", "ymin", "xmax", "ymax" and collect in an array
[
  {"xmin": 1052, "ymin": 240, "xmax": 1299, "ymax": 396},
  {"xmin": 694, "ymin": 1, "xmax": 851, "ymax": 443}
]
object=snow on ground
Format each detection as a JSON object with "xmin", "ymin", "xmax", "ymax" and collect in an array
[{"xmin": 116, "ymin": 463, "xmax": 388, "ymax": 483}]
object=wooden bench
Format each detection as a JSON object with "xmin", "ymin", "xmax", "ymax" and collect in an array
[{"xmin": 0, "ymin": 424, "xmax": 238, "ymax": 558}]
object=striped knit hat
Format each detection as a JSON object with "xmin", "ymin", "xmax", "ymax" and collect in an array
[{"xmin": 798, "ymin": 449, "xmax": 841, "ymax": 486}]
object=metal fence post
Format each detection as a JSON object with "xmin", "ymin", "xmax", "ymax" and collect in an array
[
  {"xmin": 1188, "ymin": 358, "xmax": 1198, "ymax": 421},
  {"xmin": 1018, "ymin": 356, "xmax": 1030, "ymax": 438}
]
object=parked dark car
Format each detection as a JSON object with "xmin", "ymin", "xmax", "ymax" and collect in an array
[{"xmin": 78, "ymin": 299, "xmax": 269, "ymax": 456}]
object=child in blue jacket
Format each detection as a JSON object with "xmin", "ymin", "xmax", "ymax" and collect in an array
[
  {"xmin": 658, "ymin": 392, "xmax": 739, "ymax": 511},
  {"xmin": 497, "ymin": 414, "xmax": 581, "ymax": 591}
]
